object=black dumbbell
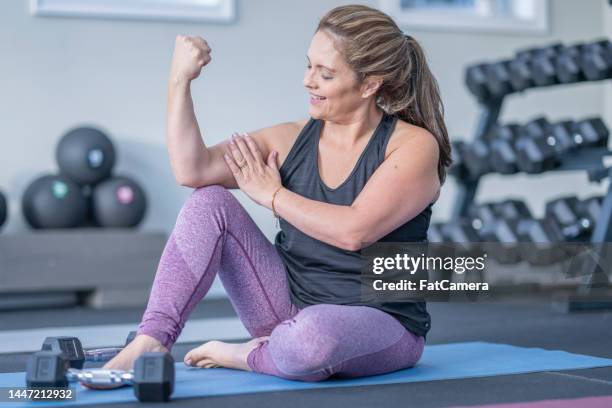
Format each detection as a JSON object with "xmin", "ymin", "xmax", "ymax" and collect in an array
[
  {"xmin": 41, "ymin": 331, "xmax": 137, "ymax": 369},
  {"xmin": 508, "ymin": 56, "xmax": 535, "ymax": 92},
  {"xmin": 580, "ymin": 39, "xmax": 612, "ymax": 81},
  {"xmin": 488, "ymin": 123, "xmax": 523, "ymax": 174},
  {"xmin": 470, "ymin": 200, "xmax": 533, "ymax": 264},
  {"xmin": 462, "ymin": 138, "xmax": 493, "ymax": 178},
  {"xmin": 531, "ymin": 44, "xmax": 571, "ymax": 87},
  {"xmin": 485, "ymin": 60, "xmax": 516, "ymax": 98},
  {"xmin": 26, "ymin": 350, "xmax": 174, "ymax": 402},
  {"xmin": 545, "ymin": 196, "xmax": 601, "ymax": 242},
  {"xmin": 467, "ymin": 202, "xmax": 497, "ymax": 234},
  {"xmin": 555, "ymin": 43, "xmax": 587, "ymax": 84},
  {"xmin": 465, "ymin": 63, "xmax": 494, "ymax": 102},
  {"xmin": 511, "ymin": 43, "xmax": 565, "ymax": 88},
  {"xmin": 428, "ymin": 221, "xmax": 480, "ymax": 247},
  {"xmin": 514, "ymin": 117, "xmax": 559, "ymax": 173},
  {"xmin": 580, "ymin": 195, "xmax": 603, "ymax": 225},
  {"xmin": 427, "ymin": 220, "xmax": 481, "ymax": 259},
  {"xmin": 516, "ymin": 196, "xmax": 601, "ymax": 265},
  {"xmin": 515, "ymin": 117, "xmax": 610, "ymax": 174},
  {"xmin": 440, "ymin": 219, "xmax": 481, "ymax": 253},
  {"xmin": 514, "ymin": 217, "xmax": 568, "ymax": 265},
  {"xmin": 573, "ymin": 117, "xmax": 610, "ymax": 147}
]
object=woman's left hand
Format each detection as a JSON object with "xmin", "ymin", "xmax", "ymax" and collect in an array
[{"xmin": 224, "ymin": 132, "xmax": 281, "ymax": 209}]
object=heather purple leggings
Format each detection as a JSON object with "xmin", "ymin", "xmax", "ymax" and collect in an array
[{"xmin": 138, "ymin": 185, "xmax": 424, "ymax": 381}]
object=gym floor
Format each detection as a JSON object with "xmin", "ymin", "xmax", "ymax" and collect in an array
[{"xmin": 1, "ymin": 299, "xmax": 611, "ymax": 408}]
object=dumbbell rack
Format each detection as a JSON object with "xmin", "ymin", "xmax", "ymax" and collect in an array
[{"xmin": 453, "ymin": 71, "xmax": 612, "ymax": 311}]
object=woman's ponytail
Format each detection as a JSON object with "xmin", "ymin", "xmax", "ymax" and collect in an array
[{"xmin": 397, "ymin": 35, "xmax": 452, "ymax": 183}]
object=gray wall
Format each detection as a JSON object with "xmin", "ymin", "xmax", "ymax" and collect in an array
[{"xmin": 0, "ymin": 0, "xmax": 609, "ymax": 241}]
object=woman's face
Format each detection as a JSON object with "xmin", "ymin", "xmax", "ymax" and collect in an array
[{"xmin": 304, "ymin": 30, "xmax": 365, "ymax": 121}]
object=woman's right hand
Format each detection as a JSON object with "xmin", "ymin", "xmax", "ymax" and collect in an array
[{"xmin": 170, "ymin": 35, "xmax": 212, "ymax": 84}]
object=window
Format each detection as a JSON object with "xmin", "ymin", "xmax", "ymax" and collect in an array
[
  {"xmin": 380, "ymin": 0, "xmax": 549, "ymax": 34},
  {"xmin": 30, "ymin": 0, "xmax": 235, "ymax": 23}
]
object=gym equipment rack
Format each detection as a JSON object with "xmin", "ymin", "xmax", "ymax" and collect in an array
[{"xmin": 453, "ymin": 40, "xmax": 612, "ymax": 311}]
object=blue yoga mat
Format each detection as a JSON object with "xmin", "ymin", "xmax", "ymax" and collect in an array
[{"xmin": 2, "ymin": 342, "xmax": 612, "ymax": 406}]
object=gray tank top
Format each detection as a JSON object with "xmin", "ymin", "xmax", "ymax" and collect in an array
[{"xmin": 274, "ymin": 112, "xmax": 432, "ymax": 338}]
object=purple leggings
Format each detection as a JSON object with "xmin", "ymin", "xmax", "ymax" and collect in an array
[{"xmin": 138, "ymin": 185, "xmax": 425, "ymax": 382}]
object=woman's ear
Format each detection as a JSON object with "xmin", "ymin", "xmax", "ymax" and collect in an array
[{"xmin": 360, "ymin": 76, "xmax": 383, "ymax": 99}]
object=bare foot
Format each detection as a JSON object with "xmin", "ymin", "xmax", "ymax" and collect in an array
[
  {"xmin": 103, "ymin": 334, "xmax": 168, "ymax": 371},
  {"xmin": 83, "ymin": 334, "xmax": 168, "ymax": 390},
  {"xmin": 184, "ymin": 337, "xmax": 269, "ymax": 371}
]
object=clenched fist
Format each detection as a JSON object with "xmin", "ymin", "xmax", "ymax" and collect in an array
[{"xmin": 170, "ymin": 35, "xmax": 212, "ymax": 84}]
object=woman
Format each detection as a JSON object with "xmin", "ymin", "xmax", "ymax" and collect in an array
[{"xmin": 105, "ymin": 4, "xmax": 450, "ymax": 381}]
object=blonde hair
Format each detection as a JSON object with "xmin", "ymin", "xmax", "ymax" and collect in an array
[{"xmin": 317, "ymin": 4, "xmax": 451, "ymax": 183}]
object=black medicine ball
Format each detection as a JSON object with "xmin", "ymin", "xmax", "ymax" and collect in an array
[
  {"xmin": 0, "ymin": 190, "xmax": 7, "ymax": 229},
  {"xmin": 56, "ymin": 126, "xmax": 116, "ymax": 185},
  {"xmin": 22, "ymin": 175, "xmax": 88, "ymax": 229},
  {"xmin": 92, "ymin": 176, "xmax": 147, "ymax": 228}
]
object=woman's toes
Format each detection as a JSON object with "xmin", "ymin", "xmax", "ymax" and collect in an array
[{"xmin": 185, "ymin": 341, "xmax": 215, "ymax": 365}]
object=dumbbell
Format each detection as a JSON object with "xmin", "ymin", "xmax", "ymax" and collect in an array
[
  {"xmin": 465, "ymin": 63, "xmax": 495, "ymax": 102},
  {"xmin": 531, "ymin": 44, "xmax": 575, "ymax": 87},
  {"xmin": 580, "ymin": 39, "xmax": 612, "ymax": 81},
  {"xmin": 26, "ymin": 350, "xmax": 174, "ymax": 402},
  {"xmin": 515, "ymin": 117, "xmax": 610, "ymax": 174},
  {"xmin": 428, "ymin": 221, "xmax": 480, "ymax": 248},
  {"xmin": 469, "ymin": 44, "xmax": 566, "ymax": 98},
  {"xmin": 469, "ymin": 209, "xmax": 564, "ymax": 266},
  {"xmin": 514, "ymin": 117, "xmax": 562, "ymax": 174},
  {"xmin": 469, "ymin": 199, "xmax": 533, "ymax": 264},
  {"xmin": 427, "ymin": 220, "xmax": 481, "ymax": 261},
  {"xmin": 509, "ymin": 43, "xmax": 564, "ymax": 90},
  {"xmin": 461, "ymin": 114, "xmax": 605, "ymax": 177},
  {"xmin": 508, "ymin": 55, "xmax": 535, "ymax": 92},
  {"xmin": 461, "ymin": 137, "xmax": 493, "ymax": 178},
  {"xmin": 555, "ymin": 43, "xmax": 587, "ymax": 84},
  {"xmin": 485, "ymin": 60, "xmax": 516, "ymax": 98},
  {"xmin": 516, "ymin": 196, "xmax": 601, "ymax": 265},
  {"xmin": 517, "ymin": 43, "xmax": 568, "ymax": 87},
  {"xmin": 545, "ymin": 196, "xmax": 601, "ymax": 242},
  {"xmin": 439, "ymin": 220, "xmax": 481, "ymax": 255},
  {"xmin": 488, "ymin": 123, "xmax": 523, "ymax": 174},
  {"xmin": 41, "ymin": 331, "xmax": 137, "ymax": 369}
]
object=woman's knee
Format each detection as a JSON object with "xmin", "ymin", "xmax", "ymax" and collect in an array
[
  {"xmin": 189, "ymin": 185, "xmax": 234, "ymax": 206},
  {"xmin": 267, "ymin": 306, "xmax": 340, "ymax": 377},
  {"xmin": 178, "ymin": 185, "xmax": 235, "ymax": 220}
]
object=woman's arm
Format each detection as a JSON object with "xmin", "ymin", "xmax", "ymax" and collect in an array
[
  {"xmin": 166, "ymin": 35, "xmax": 218, "ymax": 187},
  {"xmin": 272, "ymin": 127, "xmax": 440, "ymax": 251},
  {"xmin": 166, "ymin": 36, "xmax": 303, "ymax": 189},
  {"xmin": 166, "ymin": 79, "xmax": 218, "ymax": 187}
]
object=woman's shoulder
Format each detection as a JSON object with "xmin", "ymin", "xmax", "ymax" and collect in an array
[
  {"xmin": 385, "ymin": 117, "xmax": 438, "ymax": 159},
  {"xmin": 255, "ymin": 119, "xmax": 310, "ymax": 167}
]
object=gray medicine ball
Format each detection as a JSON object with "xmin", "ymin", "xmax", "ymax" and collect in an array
[
  {"xmin": 22, "ymin": 175, "xmax": 87, "ymax": 229},
  {"xmin": 92, "ymin": 176, "xmax": 147, "ymax": 228},
  {"xmin": 56, "ymin": 126, "xmax": 116, "ymax": 185}
]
